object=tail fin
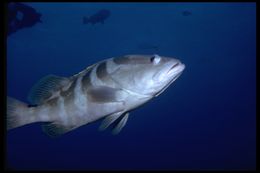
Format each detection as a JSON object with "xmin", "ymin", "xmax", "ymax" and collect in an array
[
  {"xmin": 83, "ymin": 16, "xmax": 89, "ymax": 24},
  {"xmin": 7, "ymin": 96, "xmax": 37, "ymax": 130}
]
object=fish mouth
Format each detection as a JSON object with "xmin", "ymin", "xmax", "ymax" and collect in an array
[
  {"xmin": 167, "ymin": 62, "xmax": 179, "ymax": 74},
  {"xmin": 153, "ymin": 60, "xmax": 185, "ymax": 83},
  {"xmin": 154, "ymin": 62, "xmax": 185, "ymax": 97},
  {"xmin": 167, "ymin": 62, "xmax": 185, "ymax": 76}
]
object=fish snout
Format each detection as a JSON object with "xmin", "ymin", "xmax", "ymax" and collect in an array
[{"xmin": 167, "ymin": 60, "xmax": 185, "ymax": 76}]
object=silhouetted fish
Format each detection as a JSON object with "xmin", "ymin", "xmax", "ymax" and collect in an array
[
  {"xmin": 182, "ymin": 10, "xmax": 192, "ymax": 16},
  {"xmin": 83, "ymin": 9, "xmax": 110, "ymax": 25},
  {"xmin": 8, "ymin": 2, "xmax": 42, "ymax": 36}
]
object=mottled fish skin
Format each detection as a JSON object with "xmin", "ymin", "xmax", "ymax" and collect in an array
[{"xmin": 7, "ymin": 54, "xmax": 185, "ymax": 137}]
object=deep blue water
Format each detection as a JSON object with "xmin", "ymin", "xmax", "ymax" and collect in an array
[{"xmin": 6, "ymin": 2, "xmax": 256, "ymax": 170}]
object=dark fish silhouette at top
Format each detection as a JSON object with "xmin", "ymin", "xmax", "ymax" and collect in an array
[
  {"xmin": 182, "ymin": 10, "xmax": 192, "ymax": 16},
  {"xmin": 7, "ymin": 2, "xmax": 42, "ymax": 36},
  {"xmin": 83, "ymin": 9, "xmax": 111, "ymax": 25}
]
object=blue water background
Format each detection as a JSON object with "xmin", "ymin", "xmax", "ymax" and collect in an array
[{"xmin": 6, "ymin": 2, "xmax": 256, "ymax": 170}]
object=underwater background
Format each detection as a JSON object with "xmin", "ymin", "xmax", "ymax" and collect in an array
[{"xmin": 6, "ymin": 2, "xmax": 256, "ymax": 170}]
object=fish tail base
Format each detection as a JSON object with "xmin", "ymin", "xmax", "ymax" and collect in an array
[{"xmin": 7, "ymin": 96, "xmax": 37, "ymax": 130}]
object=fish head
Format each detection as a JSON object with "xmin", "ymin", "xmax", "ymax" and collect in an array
[{"xmin": 110, "ymin": 54, "xmax": 185, "ymax": 97}]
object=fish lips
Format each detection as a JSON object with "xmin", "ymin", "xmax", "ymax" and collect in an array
[
  {"xmin": 152, "ymin": 62, "xmax": 185, "ymax": 97},
  {"xmin": 167, "ymin": 62, "xmax": 185, "ymax": 76},
  {"xmin": 153, "ymin": 61, "xmax": 185, "ymax": 82}
]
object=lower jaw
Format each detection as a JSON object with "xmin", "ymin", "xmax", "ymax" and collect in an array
[{"xmin": 154, "ymin": 73, "xmax": 181, "ymax": 97}]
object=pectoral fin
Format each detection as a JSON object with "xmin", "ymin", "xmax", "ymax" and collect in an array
[
  {"xmin": 112, "ymin": 112, "xmax": 129, "ymax": 135},
  {"xmin": 99, "ymin": 112, "xmax": 129, "ymax": 135},
  {"xmin": 99, "ymin": 111, "xmax": 124, "ymax": 131}
]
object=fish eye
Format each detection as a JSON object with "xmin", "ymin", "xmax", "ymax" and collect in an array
[{"xmin": 150, "ymin": 54, "xmax": 161, "ymax": 65}]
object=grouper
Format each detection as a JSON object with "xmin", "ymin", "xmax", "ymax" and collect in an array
[{"xmin": 7, "ymin": 54, "xmax": 185, "ymax": 137}]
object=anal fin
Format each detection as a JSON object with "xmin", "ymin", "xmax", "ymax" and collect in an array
[{"xmin": 42, "ymin": 121, "xmax": 79, "ymax": 138}]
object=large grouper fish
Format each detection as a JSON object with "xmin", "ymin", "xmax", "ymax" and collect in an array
[{"xmin": 7, "ymin": 54, "xmax": 185, "ymax": 137}]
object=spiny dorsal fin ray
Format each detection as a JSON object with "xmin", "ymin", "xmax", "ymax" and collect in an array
[
  {"xmin": 28, "ymin": 75, "xmax": 70, "ymax": 105},
  {"xmin": 71, "ymin": 63, "xmax": 96, "ymax": 79}
]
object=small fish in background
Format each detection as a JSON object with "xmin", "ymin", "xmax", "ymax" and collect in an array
[
  {"xmin": 182, "ymin": 10, "xmax": 192, "ymax": 16},
  {"xmin": 83, "ymin": 9, "xmax": 111, "ymax": 25},
  {"xmin": 7, "ymin": 2, "xmax": 42, "ymax": 36},
  {"xmin": 7, "ymin": 54, "xmax": 185, "ymax": 137}
]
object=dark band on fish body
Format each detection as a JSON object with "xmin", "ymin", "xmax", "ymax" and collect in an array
[
  {"xmin": 60, "ymin": 80, "xmax": 76, "ymax": 98},
  {"xmin": 82, "ymin": 70, "xmax": 92, "ymax": 89},
  {"xmin": 96, "ymin": 61, "xmax": 118, "ymax": 86},
  {"xmin": 47, "ymin": 97, "xmax": 59, "ymax": 107},
  {"xmin": 113, "ymin": 55, "xmax": 151, "ymax": 65},
  {"xmin": 59, "ymin": 80, "xmax": 77, "ymax": 105},
  {"xmin": 96, "ymin": 61, "xmax": 109, "ymax": 80}
]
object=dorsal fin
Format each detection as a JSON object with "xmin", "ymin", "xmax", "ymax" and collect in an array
[
  {"xmin": 71, "ymin": 63, "xmax": 96, "ymax": 79},
  {"xmin": 27, "ymin": 75, "xmax": 70, "ymax": 105}
]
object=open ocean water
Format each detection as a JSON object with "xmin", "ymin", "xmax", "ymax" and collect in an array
[{"xmin": 6, "ymin": 2, "xmax": 256, "ymax": 170}]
